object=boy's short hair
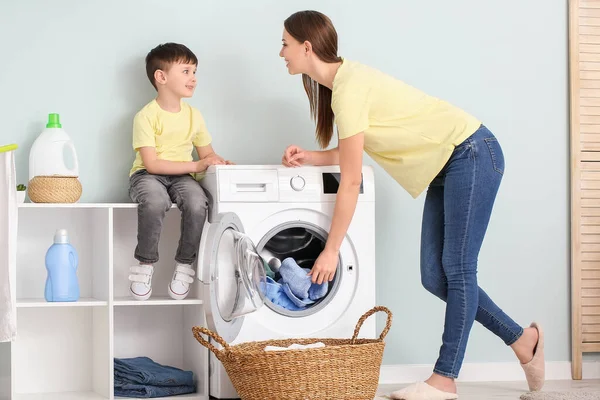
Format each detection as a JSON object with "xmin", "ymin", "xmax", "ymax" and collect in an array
[{"xmin": 145, "ymin": 43, "xmax": 198, "ymax": 90}]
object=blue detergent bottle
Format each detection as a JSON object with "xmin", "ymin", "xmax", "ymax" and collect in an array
[{"xmin": 45, "ymin": 229, "xmax": 80, "ymax": 302}]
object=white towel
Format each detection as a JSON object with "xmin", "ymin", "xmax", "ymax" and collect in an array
[
  {"xmin": 264, "ymin": 342, "xmax": 326, "ymax": 351},
  {"xmin": 0, "ymin": 150, "xmax": 17, "ymax": 342}
]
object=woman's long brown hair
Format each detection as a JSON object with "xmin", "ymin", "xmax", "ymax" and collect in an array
[{"xmin": 284, "ymin": 11, "xmax": 342, "ymax": 149}]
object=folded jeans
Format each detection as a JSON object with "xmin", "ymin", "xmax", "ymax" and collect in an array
[
  {"xmin": 114, "ymin": 379, "xmax": 195, "ymax": 398},
  {"xmin": 114, "ymin": 357, "xmax": 194, "ymax": 387}
]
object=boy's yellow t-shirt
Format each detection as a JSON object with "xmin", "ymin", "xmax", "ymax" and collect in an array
[
  {"xmin": 129, "ymin": 100, "xmax": 212, "ymax": 176},
  {"xmin": 332, "ymin": 59, "xmax": 482, "ymax": 198}
]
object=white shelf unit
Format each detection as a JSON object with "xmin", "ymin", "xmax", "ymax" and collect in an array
[{"xmin": 10, "ymin": 203, "xmax": 209, "ymax": 400}]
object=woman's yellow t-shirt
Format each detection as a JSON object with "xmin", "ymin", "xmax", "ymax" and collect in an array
[{"xmin": 332, "ymin": 59, "xmax": 481, "ymax": 198}]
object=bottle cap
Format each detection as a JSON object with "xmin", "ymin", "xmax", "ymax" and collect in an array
[
  {"xmin": 54, "ymin": 229, "xmax": 69, "ymax": 244},
  {"xmin": 46, "ymin": 113, "xmax": 62, "ymax": 128}
]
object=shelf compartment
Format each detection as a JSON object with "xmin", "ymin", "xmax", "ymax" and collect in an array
[
  {"xmin": 16, "ymin": 207, "xmax": 110, "ymax": 303},
  {"xmin": 112, "ymin": 208, "xmax": 201, "ymax": 302},
  {"xmin": 12, "ymin": 307, "xmax": 110, "ymax": 397},
  {"xmin": 113, "ymin": 305, "xmax": 207, "ymax": 399}
]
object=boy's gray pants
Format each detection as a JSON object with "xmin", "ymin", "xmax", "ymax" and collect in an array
[{"xmin": 128, "ymin": 170, "xmax": 208, "ymax": 265}]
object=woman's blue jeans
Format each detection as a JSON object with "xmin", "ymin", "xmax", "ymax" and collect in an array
[{"xmin": 420, "ymin": 125, "xmax": 524, "ymax": 379}]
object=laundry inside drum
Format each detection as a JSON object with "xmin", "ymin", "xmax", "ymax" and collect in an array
[{"xmin": 258, "ymin": 226, "xmax": 340, "ymax": 315}]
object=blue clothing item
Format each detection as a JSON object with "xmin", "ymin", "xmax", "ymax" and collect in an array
[
  {"xmin": 282, "ymin": 282, "xmax": 315, "ymax": 308},
  {"xmin": 114, "ymin": 357, "xmax": 194, "ymax": 387},
  {"xmin": 114, "ymin": 380, "xmax": 195, "ymax": 398},
  {"xmin": 259, "ymin": 277, "xmax": 303, "ymax": 311},
  {"xmin": 279, "ymin": 258, "xmax": 311, "ymax": 299},
  {"xmin": 308, "ymin": 278, "xmax": 328, "ymax": 301},
  {"xmin": 279, "ymin": 258, "xmax": 328, "ymax": 302},
  {"xmin": 420, "ymin": 125, "xmax": 523, "ymax": 379}
]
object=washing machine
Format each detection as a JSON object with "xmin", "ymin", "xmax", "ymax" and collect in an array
[{"xmin": 196, "ymin": 164, "xmax": 376, "ymax": 399}]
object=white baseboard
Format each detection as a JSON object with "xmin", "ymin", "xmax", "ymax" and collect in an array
[{"xmin": 379, "ymin": 361, "xmax": 600, "ymax": 384}]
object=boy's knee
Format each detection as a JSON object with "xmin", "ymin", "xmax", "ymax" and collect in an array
[
  {"xmin": 182, "ymin": 197, "xmax": 208, "ymax": 218},
  {"xmin": 140, "ymin": 195, "xmax": 171, "ymax": 216},
  {"xmin": 176, "ymin": 184, "xmax": 208, "ymax": 216}
]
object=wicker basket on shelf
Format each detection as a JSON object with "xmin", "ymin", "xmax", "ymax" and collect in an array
[{"xmin": 27, "ymin": 176, "xmax": 82, "ymax": 203}]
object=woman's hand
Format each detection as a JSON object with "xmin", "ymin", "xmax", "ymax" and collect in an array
[
  {"xmin": 308, "ymin": 248, "xmax": 338, "ymax": 285},
  {"xmin": 282, "ymin": 145, "xmax": 313, "ymax": 167}
]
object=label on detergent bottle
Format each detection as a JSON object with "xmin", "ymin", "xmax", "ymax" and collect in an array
[{"xmin": 45, "ymin": 229, "xmax": 80, "ymax": 302}]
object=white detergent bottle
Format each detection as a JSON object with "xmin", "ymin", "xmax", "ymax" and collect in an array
[{"xmin": 29, "ymin": 113, "xmax": 79, "ymax": 180}]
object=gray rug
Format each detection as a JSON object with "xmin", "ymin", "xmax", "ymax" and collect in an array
[{"xmin": 520, "ymin": 391, "xmax": 600, "ymax": 400}]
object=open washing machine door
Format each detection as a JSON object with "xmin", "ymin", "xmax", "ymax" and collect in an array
[{"xmin": 198, "ymin": 212, "xmax": 266, "ymax": 342}]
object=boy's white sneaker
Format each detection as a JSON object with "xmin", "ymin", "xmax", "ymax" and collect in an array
[
  {"xmin": 129, "ymin": 264, "xmax": 154, "ymax": 300},
  {"xmin": 168, "ymin": 263, "xmax": 195, "ymax": 300}
]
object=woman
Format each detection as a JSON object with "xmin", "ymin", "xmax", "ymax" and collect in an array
[{"xmin": 278, "ymin": 10, "xmax": 544, "ymax": 400}]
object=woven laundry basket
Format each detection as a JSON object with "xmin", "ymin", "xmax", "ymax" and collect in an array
[
  {"xmin": 192, "ymin": 305, "xmax": 392, "ymax": 400},
  {"xmin": 28, "ymin": 176, "xmax": 82, "ymax": 203}
]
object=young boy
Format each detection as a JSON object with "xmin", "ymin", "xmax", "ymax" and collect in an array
[{"xmin": 128, "ymin": 42, "xmax": 229, "ymax": 301}]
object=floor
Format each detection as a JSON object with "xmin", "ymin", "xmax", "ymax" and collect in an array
[{"xmin": 376, "ymin": 380, "xmax": 600, "ymax": 399}]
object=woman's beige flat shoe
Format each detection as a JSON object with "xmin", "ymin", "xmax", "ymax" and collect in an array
[
  {"xmin": 520, "ymin": 322, "xmax": 545, "ymax": 391},
  {"xmin": 390, "ymin": 382, "xmax": 458, "ymax": 400}
]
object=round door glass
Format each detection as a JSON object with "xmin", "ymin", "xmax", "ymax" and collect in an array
[
  {"xmin": 215, "ymin": 228, "xmax": 266, "ymax": 322},
  {"xmin": 256, "ymin": 223, "xmax": 342, "ymax": 317}
]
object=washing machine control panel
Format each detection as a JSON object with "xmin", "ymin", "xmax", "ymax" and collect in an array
[
  {"xmin": 277, "ymin": 169, "xmax": 344, "ymax": 202},
  {"xmin": 212, "ymin": 166, "xmax": 373, "ymax": 203},
  {"xmin": 289, "ymin": 175, "xmax": 306, "ymax": 191}
]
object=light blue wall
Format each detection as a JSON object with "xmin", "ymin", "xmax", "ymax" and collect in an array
[{"xmin": 0, "ymin": 0, "xmax": 573, "ymax": 371}]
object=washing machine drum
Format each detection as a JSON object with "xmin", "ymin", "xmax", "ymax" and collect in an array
[{"xmin": 264, "ymin": 228, "xmax": 313, "ymax": 254}]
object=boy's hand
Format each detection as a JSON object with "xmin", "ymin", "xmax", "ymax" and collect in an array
[{"xmin": 196, "ymin": 155, "xmax": 226, "ymax": 172}]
